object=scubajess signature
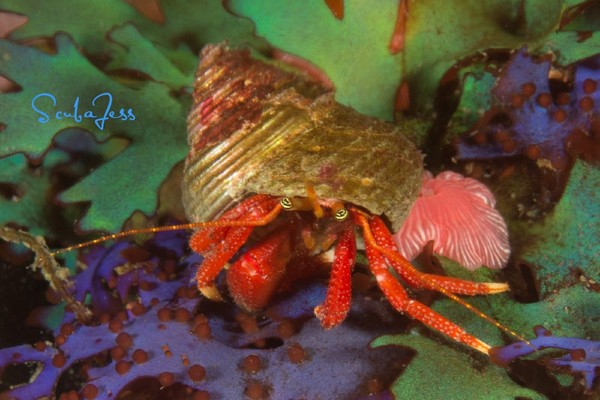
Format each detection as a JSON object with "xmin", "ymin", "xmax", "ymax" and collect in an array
[{"xmin": 31, "ymin": 92, "xmax": 136, "ymax": 130}]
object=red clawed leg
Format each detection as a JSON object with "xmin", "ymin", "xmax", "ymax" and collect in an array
[
  {"xmin": 357, "ymin": 214, "xmax": 489, "ymax": 353},
  {"xmin": 196, "ymin": 226, "xmax": 254, "ymax": 300},
  {"xmin": 227, "ymin": 228, "xmax": 291, "ymax": 311},
  {"xmin": 193, "ymin": 197, "xmax": 282, "ymax": 300},
  {"xmin": 368, "ymin": 252, "xmax": 490, "ymax": 353},
  {"xmin": 369, "ymin": 216, "xmax": 508, "ymax": 295},
  {"xmin": 190, "ymin": 194, "xmax": 276, "ymax": 254},
  {"xmin": 314, "ymin": 226, "xmax": 356, "ymax": 329}
]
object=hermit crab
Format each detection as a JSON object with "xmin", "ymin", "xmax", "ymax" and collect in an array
[
  {"xmin": 46, "ymin": 44, "xmax": 514, "ymax": 355},
  {"xmin": 179, "ymin": 44, "xmax": 514, "ymax": 354}
]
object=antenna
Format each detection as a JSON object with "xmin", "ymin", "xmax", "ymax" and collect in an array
[{"xmin": 49, "ymin": 205, "xmax": 283, "ymax": 257}]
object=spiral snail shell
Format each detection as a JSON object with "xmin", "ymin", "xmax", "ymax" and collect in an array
[{"xmin": 182, "ymin": 44, "xmax": 423, "ymax": 231}]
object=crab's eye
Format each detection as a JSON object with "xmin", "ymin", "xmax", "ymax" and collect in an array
[
  {"xmin": 280, "ymin": 197, "xmax": 293, "ymax": 210},
  {"xmin": 334, "ymin": 208, "xmax": 349, "ymax": 221},
  {"xmin": 329, "ymin": 201, "xmax": 348, "ymax": 221}
]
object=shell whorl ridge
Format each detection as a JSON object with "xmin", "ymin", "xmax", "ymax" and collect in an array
[{"xmin": 183, "ymin": 44, "xmax": 424, "ymax": 231}]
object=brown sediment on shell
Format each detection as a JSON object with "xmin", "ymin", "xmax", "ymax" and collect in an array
[{"xmin": 183, "ymin": 44, "xmax": 423, "ymax": 231}]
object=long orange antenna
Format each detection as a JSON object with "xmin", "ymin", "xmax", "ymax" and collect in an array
[{"xmin": 50, "ymin": 204, "xmax": 283, "ymax": 257}]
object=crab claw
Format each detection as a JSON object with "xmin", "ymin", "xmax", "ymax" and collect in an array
[
  {"xmin": 192, "ymin": 196, "xmax": 283, "ymax": 301},
  {"xmin": 227, "ymin": 228, "xmax": 292, "ymax": 311},
  {"xmin": 195, "ymin": 226, "xmax": 254, "ymax": 301}
]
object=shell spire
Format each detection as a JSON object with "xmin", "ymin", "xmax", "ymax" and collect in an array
[{"xmin": 186, "ymin": 44, "xmax": 322, "ymax": 154}]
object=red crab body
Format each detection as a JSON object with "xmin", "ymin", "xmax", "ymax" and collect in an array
[
  {"xmin": 183, "ymin": 45, "xmax": 509, "ymax": 354},
  {"xmin": 189, "ymin": 193, "xmax": 507, "ymax": 353}
]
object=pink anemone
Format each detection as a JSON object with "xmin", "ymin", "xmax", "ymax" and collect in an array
[{"xmin": 394, "ymin": 171, "xmax": 510, "ymax": 270}]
